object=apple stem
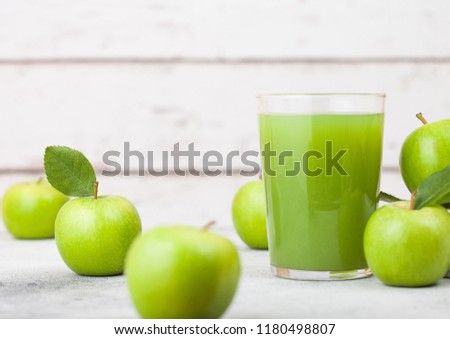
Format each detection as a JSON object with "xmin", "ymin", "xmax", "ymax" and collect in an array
[
  {"xmin": 409, "ymin": 191, "xmax": 416, "ymax": 210},
  {"xmin": 94, "ymin": 181, "xmax": 99, "ymax": 199},
  {"xmin": 202, "ymin": 220, "xmax": 216, "ymax": 231},
  {"xmin": 259, "ymin": 174, "xmax": 263, "ymax": 180},
  {"xmin": 416, "ymin": 113, "xmax": 428, "ymax": 125}
]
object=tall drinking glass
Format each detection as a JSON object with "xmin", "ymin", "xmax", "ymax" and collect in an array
[{"xmin": 258, "ymin": 93, "xmax": 385, "ymax": 280}]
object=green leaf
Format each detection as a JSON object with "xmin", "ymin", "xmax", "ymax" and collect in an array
[
  {"xmin": 414, "ymin": 165, "xmax": 450, "ymax": 209},
  {"xmin": 378, "ymin": 191, "xmax": 402, "ymax": 203},
  {"xmin": 44, "ymin": 146, "xmax": 97, "ymax": 197}
]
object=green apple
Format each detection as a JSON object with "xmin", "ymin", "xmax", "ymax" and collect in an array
[
  {"xmin": 232, "ymin": 180, "xmax": 268, "ymax": 249},
  {"xmin": 1, "ymin": 179, "xmax": 69, "ymax": 239},
  {"xmin": 400, "ymin": 116, "xmax": 450, "ymax": 198},
  {"xmin": 55, "ymin": 195, "xmax": 141, "ymax": 276},
  {"xmin": 364, "ymin": 201, "xmax": 450, "ymax": 287},
  {"xmin": 125, "ymin": 225, "xmax": 241, "ymax": 318}
]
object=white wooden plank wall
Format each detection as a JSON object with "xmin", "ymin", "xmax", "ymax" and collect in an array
[{"xmin": 0, "ymin": 0, "xmax": 449, "ymax": 171}]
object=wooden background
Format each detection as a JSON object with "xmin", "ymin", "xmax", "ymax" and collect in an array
[{"xmin": 0, "ymin": 0, "xmax": 449, "ymax": 172}]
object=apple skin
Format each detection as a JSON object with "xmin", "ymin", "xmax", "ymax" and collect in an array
[
  {"xmin": 232, "ymin": 181, "xmax": 268, "ymax": 249},
  {"xmin": 125, "ymin": 226, "xmax": 241, "ymax": 319},
  {"xmin": 55, "ymin": 196, "xmax": 141, "ymax": 276},
  {"xmin": 1, "ymin": 180, "xmax": 69, "ymax": 239},
  {"xmin": 364, "ymin": 201, "xmax": 450, "ymax": 287},
  {"xmin": 400, "ymin": 119, "xmax": 450, "ymax": 197}
]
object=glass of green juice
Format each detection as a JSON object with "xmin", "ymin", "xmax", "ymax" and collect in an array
[{"xmin": 258, "ymin": 93, "xmax": 385, "ymax": 280}]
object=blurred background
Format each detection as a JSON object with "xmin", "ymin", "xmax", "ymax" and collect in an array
[{"xmin": 0, "ymin": 0, "xmax": 449, "ymax": 225}]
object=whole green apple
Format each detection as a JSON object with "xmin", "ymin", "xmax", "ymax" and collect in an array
[
  {"xmin": 2, "ymin": 180, "xmax": 69, "ymax": 239},
  {"xmin": 364, "ymin": 201, "xmax": 450, "ymax": 287},
  {"xmin": 125, "ymin": 225, "xmax": 241, "ymax": 318},
  {"xmin": 55, "ymin": 195, "xmax": 141, "ymax": 276},
  {"xmin": 232, "ymin": 180, "xmax": 268, "ymax": 249},
  {"xmin": 400, "ymin": 117, "xmax": 450, "ymax": 198}
]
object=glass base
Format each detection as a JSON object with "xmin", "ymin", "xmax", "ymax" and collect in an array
[{"xmin": 271, "ymin": 265, "xmax": 372, "ymax": 281}]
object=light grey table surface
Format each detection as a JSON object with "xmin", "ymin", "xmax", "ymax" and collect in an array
[{"xmin": 1, "ymin": 171, "xmax": 449, "ymax": 319}]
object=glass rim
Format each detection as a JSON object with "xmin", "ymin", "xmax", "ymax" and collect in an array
[
  {"xmin": 257, "ymin": 92, "xmax": 386, "ymax": 99},
  {"xmin": 257, "ymin": 92, "xmax": 385, "ymax": 115}
]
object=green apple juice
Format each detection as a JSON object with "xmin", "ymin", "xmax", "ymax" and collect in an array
[{"xmin": 259, "ymin": 113, "xmax": 384, "ymax": 273}]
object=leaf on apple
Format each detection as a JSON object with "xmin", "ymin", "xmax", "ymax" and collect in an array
[
  {"xmin": 378, "ymin": 191, "xmax": 402, "ymax": 203},
  {"xmin": 44, "ymin": 146, "xmax": 97, "ymax": 197},
  {"xmin": 414, "ymin": 164, "xmax": 450, "ymax": 210}
]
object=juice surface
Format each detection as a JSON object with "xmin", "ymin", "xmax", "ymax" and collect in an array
[{"xmin": 259, "ymin": 113, "xmax": 384, "ymax": 271}]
